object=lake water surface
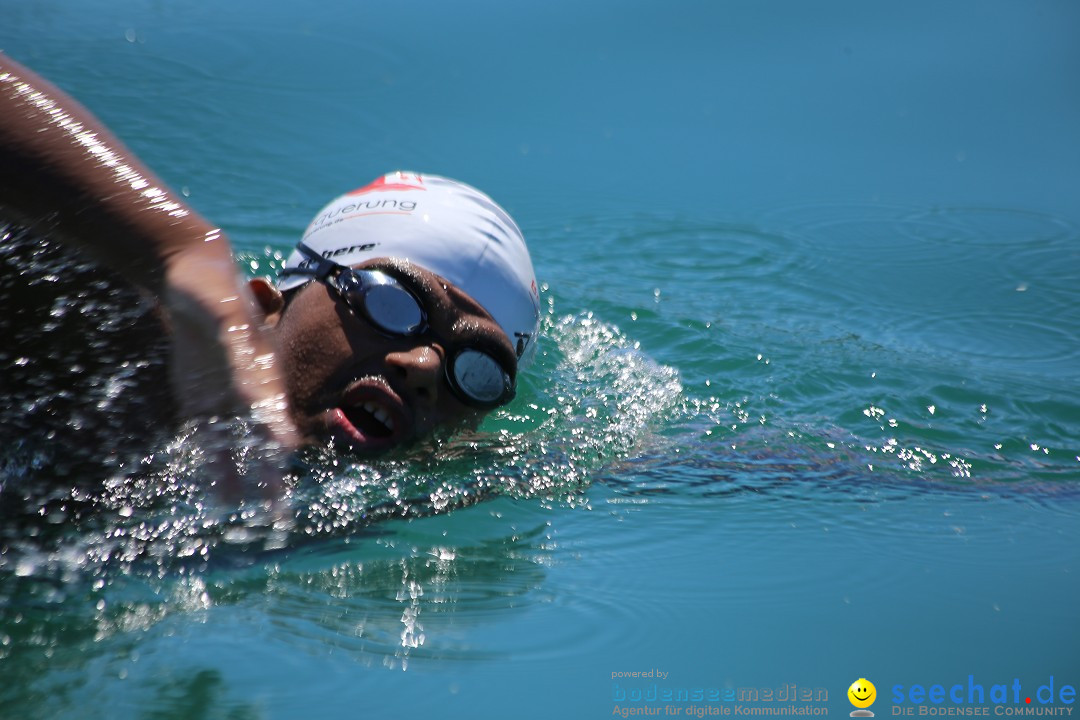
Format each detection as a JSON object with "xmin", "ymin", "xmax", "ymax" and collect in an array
[{"xmin": 1, "ymin": 1, "xmax": 1078, "ymax": 718}]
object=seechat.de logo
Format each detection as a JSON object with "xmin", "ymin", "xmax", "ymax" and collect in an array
[{"xmin": 849, "ymin": 679, "xmax": 878, "ymax": 717}]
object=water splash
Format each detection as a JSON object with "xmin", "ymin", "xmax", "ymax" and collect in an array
[{"xmin": 0, "ymin": 270, "xmax": 684, "ymax": 582}]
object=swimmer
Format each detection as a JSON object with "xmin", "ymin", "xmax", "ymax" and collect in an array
[{"xmin": 0, "ymin": 54, "xmax": 540, "ymax": 495}]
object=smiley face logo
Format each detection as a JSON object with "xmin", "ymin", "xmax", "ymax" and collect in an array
[{"xmin": 848, "ymin": 678, "xmax": 877, "ymax": 710}]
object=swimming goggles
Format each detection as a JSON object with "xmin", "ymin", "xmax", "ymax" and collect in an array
[{"xmin": 279, "ymin": 242, "xmax": 515, "ymax": 409}]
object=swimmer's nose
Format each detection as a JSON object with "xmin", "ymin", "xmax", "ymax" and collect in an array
[{"xmin": 385, "ymin": 344, "xmax": 443, "ymax": 405}]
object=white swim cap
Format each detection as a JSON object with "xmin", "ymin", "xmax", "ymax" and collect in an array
[{"xmin": 280, "ymin": 172, "xmax": 541, "ymax": 364}]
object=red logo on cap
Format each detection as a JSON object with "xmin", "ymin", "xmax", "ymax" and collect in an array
[{"xmin": 347, "ymin": 172, "xmax": 427, "ymax": 196}]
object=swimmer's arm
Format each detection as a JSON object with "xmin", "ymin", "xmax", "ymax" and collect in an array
[
  {"xmin": 0, "ymin": 54, "xmax": 298, "ymax": 498},
  {"xmin": 0, "ymin": 53, "xmax": 214, "ymax": 287}
]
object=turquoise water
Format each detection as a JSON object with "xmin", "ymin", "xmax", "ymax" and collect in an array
[{"xmin": 2, "ymin": 1, "xmax": 1079, "ymax": 718}]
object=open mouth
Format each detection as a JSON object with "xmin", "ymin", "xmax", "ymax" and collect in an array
[
  {"xmin": 322, "ymin": 377, "xmax": 409, "ymax": 453},
  {"xmin": 342, "ymin": 400, "xmax": 396, "ymax": 438}
]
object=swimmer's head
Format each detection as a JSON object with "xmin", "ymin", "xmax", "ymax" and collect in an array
[
  {"xmin": 278, "ymin": 172, "xmax": 540, "ymax": 365},
  {"xmin": 250, "ymin": 172, "xmax": 540, "ymax": 454}
]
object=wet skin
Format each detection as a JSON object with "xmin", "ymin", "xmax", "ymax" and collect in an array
[{"xmin": 256, "ymin": 257, "xmax": 518, "ymax": 454}]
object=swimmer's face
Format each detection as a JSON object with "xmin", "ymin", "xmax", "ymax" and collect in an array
[
  {"xmin": 848, "ymin": 679, "xmax": 876, "ymax": 709},
  {"xmin": 254, "ymin": 258, "xmax": 517, "ymax": 454}
]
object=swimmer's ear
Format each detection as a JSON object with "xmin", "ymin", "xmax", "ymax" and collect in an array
[{"xmin": 248, "ymin": 277, "xmax": 285, "ymax": 327}]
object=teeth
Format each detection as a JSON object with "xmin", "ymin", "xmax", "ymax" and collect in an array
[{"xmin": 362, "ymin": 401, "xmax": 395, "ymax": 431}]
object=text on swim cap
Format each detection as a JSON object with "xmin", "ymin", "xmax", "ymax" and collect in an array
[
  {"xmin": 323, "ymin": 243, "xmax": 377, "ymax": 258},
  {"xmin": 295, "ymin": 243, "xmax": 379, "ymax": 269},
  {"xmin": 311, "ymin": 198, "xmax": 417, "ymax": 227}
]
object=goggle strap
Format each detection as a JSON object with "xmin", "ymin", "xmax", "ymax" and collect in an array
[{"xmin": 282, "ymin": 242, "xmax": 339, "ymax": 282}]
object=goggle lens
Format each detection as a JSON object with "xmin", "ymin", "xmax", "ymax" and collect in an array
[
  {"xmin": 450, "ymin": 349, "xmax": 512, "ymax": 406},
  {"xmin": 342, "ymin": 274, "xmax": 425, "ymax": 335}
]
